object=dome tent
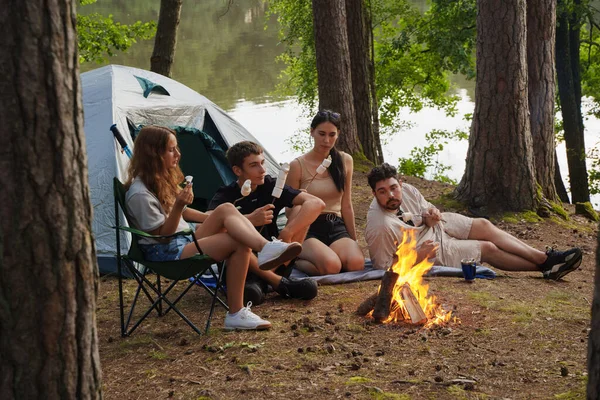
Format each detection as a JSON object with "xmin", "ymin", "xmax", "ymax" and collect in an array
[{"xmin": 82, "ymin": 65, "xmax": 280, "ymax": 275}]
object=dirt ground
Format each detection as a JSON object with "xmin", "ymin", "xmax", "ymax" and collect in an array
[{"xmin": 97, "ymin": 172, "xmax": 597, "ymax": 399}]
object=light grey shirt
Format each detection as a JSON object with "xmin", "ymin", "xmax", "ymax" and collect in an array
[
  {"xmin": 125, "ymin": 177, "xmax": 189, "ymax": 244},
  {"xmin": 365, "ymin": 183, "xmax": 437, "ymax": 270}
]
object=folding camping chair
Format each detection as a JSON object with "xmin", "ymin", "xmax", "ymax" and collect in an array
[{"xmin": 113, "ymin": 178, "xmax": 228, "ymax": 336}]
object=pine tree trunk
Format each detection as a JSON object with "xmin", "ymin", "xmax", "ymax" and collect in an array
[
  {"xmin": 527, "ymin": 0, "xmax": 558, "ymax": 202},
  {"xmin": 556, "ymin": 0, "xmax": 590, "ymax": 204},
  {"xmin": 312, "ymin": 0, "xmax": 362, "ymax": 154},
  {"xmin": 456, "ymin": 0, "xmax": 537, "ymax": 212},
  {"xmin": 588, "ymin": 228, "xmax": 600, "ymax": 398},
  {"xmin": 345, "ymin": 0, "xmax": 379, "ymax": 163},
  {"xmin": 365, "ymin": 2, "xmax": 383, "ymax": 164},
  {"xmin": 151, "ymin": 0, "xmax": 183, "ymax": 77},
  {"xmin": 555, "ymin": 150, "xmax": 571, "ymax": 203},
  {"xmin": 0, "ymin": 0, "xmax": 102, "ymax": 398}
]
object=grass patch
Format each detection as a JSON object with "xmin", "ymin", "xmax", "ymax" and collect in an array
[
  {"xmin": 431, "ymin": 192, "xmax": 466, "ymax": 212},
  {"xmin": 347, "ymin": 376, "xmax": 373, "ymax": 384},
  {"xmin": 467, "ymin": 291, "xmax": 500, "ymax": 309},
  {"xmin": 501, "ymin": 210, "xmax": 543, "ymax": 224},
  {"xmin": 368, "ymin": 388, "xmax": 410, "ymax": 400},
  {"xmin": 149, "ymin": 350, "xmax": 168, "ymax": 360}
]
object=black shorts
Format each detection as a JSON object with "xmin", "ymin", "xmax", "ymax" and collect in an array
[{"xmin": 305, "ymin": 213, "xmax": 351, "ymax": 246}]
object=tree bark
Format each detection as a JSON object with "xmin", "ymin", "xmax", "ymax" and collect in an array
[
  {"xmin": 312, "ymin": 0, "xmax": 362, "ymax": 154},
  {"xmin": 527, "ymin": 0, "xmax": 558, "ymax": 202},
  {"xmin": 345, "ymin": 0, "xmax": 380, "ymax": 163},
  {"xmin": 556, "ymin": 0, "xmax": 590, "ymax": 204},
  {"xmin": 554, "ymin": 149, "xmax": 571, "ymax": 203},
  {"xmin": 456, "ymin": 0, "xmax": 538, "ymax": 212},
  {"xmin": 364, "ymin": 1, "xmax": 383, "ymax": 164},
  {"xmin": 587, "ymin": 227, "xmax": 600, "ymax": 398},
  {"xmin": 0, "ymin": 0, "xmax": 102, "ymax": 398},
  {"xmin": 150, "ymin": 0, "xmax": 183, "ymax": 77}
]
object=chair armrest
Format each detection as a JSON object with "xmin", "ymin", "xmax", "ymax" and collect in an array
[{"xmin": 114, "ymin": 225, "xmax": 194, "ymax": 240}]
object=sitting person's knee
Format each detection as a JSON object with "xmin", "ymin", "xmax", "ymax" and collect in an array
[
  {"xmin": 319, "ymin": 258, "xmax": 342, "ymax": 275},
  {"xmin": 479, "ymin": 240, "xmax": 498, "ymax": 256},
  {"xmin": 344, "ymin": 256, "xmax": 365, "ymax": 272},
  {"xmin": 216, "ymin": 202, "xmax": 236, "ymax": 213}
]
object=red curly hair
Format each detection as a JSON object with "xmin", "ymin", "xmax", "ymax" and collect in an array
[{"xmin": 125, "ymin": 125, "xmax": 184, "ymax": 213}]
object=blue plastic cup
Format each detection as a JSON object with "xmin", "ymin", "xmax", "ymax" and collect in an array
[{"xmin": 461, "ymin": 258, "xmax": 477, "ymax": 282}]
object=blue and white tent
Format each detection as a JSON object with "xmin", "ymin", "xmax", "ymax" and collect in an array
[{"xmin": 81, "ymin": 65, "xmax": 279, "ymax": 275}]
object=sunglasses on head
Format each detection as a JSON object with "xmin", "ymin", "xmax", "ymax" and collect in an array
[{"xmin": 317, "ymin": 110, "xmax": 341, "ymax": 120}]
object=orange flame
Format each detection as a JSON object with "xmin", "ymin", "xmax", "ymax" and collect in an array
[{"xmin": 378, "ymin": 230, "xmax": 455, "ymax": 328}]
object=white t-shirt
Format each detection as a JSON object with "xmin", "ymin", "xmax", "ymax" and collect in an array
[
  {"xmin": 365, "ymin": 183, "xmax": 438, "ymax": 270},
  {"xmin": 125, "ymin": 177, "xmax": 189, "ymax": 244}
]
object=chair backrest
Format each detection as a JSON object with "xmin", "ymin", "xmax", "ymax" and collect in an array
[{"xmin": 113, "ymin": 177, "xmax": 146, "ymax": 263}]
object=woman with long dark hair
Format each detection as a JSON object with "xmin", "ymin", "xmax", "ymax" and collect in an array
[
  {"xmin": 125, "ymin": 126, "xmax": 302, "ymax": 329},
  {"xmin": 286, "ymin": 111, "xmax": 365, "ymax": 275}
]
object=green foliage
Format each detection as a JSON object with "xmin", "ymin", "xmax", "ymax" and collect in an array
[
  {"xmin": 267, "ymin": 0, "xmax": 476, "ymax": 126},
  {"xmin": 397, "ymin": 128, "xmax": 468, "ymax": 183},
  {"xmin": 77, "ymin": 0, "xmax": 156, "ymax": 64}
]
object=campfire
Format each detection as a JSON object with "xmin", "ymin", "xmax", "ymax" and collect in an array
[{"xmin": 357, "ymin": 231, "xmax": 455, "ymax": 328}]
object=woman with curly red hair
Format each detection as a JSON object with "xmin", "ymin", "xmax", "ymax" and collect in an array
[{"xmin": 125, "ymin": 126, "xmax": 302, "ymax": 330}]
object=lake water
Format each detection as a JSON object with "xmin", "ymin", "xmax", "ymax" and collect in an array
[{"xmin": 81, "ymin": 0, "xmax": 600, "ymax": 206}]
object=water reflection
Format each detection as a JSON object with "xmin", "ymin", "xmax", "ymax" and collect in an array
[
  {"xmin": 80, "ymin": 0, "xmax": 284, "ymax": 109},
  {"xmin": 81, "ymin": 0, "xmax": 599, "ymax": 206}
]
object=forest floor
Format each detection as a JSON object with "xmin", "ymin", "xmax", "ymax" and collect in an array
[{"xmin": 97, "ymin": 172, "xmax": 597, "ymax": 400}]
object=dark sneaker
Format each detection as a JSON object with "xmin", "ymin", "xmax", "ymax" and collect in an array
[
  {"xmin": 243, "ymin": 280, "xmax": 266, "ymax": 305},
  {"xmin": 275, "ymin": 277, "xmax": 318, "ymax": 300},
  {"xmin": 539, "ymin": 247, "xmax": 583, "ymax": 280}
]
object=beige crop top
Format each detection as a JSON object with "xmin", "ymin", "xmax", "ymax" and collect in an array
[{"xmin": 296, "ymin": 155, "xmax": 343, "ymax": 216}]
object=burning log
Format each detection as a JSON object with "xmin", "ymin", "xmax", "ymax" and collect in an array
[
  {"xmin": 372, "ymin": 271, "xmax": 399, "ymax": 323},
  {"xmin": 356, "ymin": 293, "xmax": 378, "ymax": 316},
  {"xmin": 400, "ymin": 283, "xmax": 427, "ymax": 325}
]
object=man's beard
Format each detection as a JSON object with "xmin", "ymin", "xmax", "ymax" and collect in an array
[{"xmin": 383, "ymin": 198, "xmax": 400, "ymax": 211}]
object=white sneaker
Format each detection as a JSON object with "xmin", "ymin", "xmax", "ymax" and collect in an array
[
  {"xmin": 224, "ymin": 302, "xmax": 272, "ymax": 330},
  {"xmin": 257, "ymin": 238, "xmax": 302, "ymax": 271}
]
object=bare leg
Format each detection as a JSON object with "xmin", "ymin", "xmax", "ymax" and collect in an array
[
  {"xmin": 480, "ymin": 241, "xmax": 539, "ymax": 271},
  {"xmin": 330, "ymin": 238, "xmax": 365, "ymax": 272},
  {"xmin": 181, "ymin": 232, "xmax": 251, "ymax": 313},
  {"xmin": 295, "ymin": 238, "xmax": 342, "ymax": 276},
  {"xmin": 248, "ymin": 254, "xmax": 282, "ymax": 288},
  {"xmin": 468, "ymin": 219, "xmax": 546, "ymax": 265},
  {"xmin": 196, "ymin": 203, "xmax": 268, "ymax": 252},
  {"xmin": 287, "ymin": 206, "xmax": 311, "ymax": 243}
]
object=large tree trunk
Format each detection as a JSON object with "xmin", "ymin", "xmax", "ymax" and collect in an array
[
  {"xmin": 588, "ymin": 228, "xmax": 600, "ymax": 398},
  {"xmin": 556, "ymin": 0, "xmax": 590, "ymax": 204},
  {"xmin": 345, "ymin": 0, "xmax": 380, "ymax": 163},
  {"xmin": 365, "ymin": 0, "xmax": 383, "ymax": 164},
  {"xmin": 150, "ymin": 0, "xmax": 183, "ymax": 77},
  {"xmin": 555, "ymin": 149, "xmax": 571, "ymax": 203},
  {"xmin": 455, "ymin": 0, "xmax": 537, "ymax": 212},
  {"xmin": 312, "ymin": 0, "xmax": 362, "ymax": 154},
  {"xmin": 527, "ymin": 0, "xmax": 558, "ymax": 203},
  {"xmin": 0, "ymin": 0, "xmax": 102, "ymax": 398}
]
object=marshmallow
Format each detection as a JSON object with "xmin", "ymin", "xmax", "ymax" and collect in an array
[
  {"xmin": 241, "ymin": 179, "xmax": 252, "ymax": 196},
  {"xmin": 272, "ymin": 162, "xmax": 290, "ymax": 198}
]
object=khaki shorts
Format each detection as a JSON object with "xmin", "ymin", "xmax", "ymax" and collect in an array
[{"xmin": 436, "ymin": 213, "xmax": 481, "ymax": 268}]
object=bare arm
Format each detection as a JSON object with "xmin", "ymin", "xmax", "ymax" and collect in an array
[
  {"xmin": 284, "ymin": 158, "xmax": 303, "ymax": 219},
  {"xmin": 279, "ymin": 192, "xmax": 325, "ymax": 242},
  {"xmin": 149, "ymin": 184, "xmax": 192, "ymax": 237},
  {"xmin": 340, "ymin": 153, "xmax": 357, "ymax": 240}
]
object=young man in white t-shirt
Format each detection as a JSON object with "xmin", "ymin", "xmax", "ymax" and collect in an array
[{"xmin": 365, "ymin": 163, "xmax": 582, "ymax": 280}]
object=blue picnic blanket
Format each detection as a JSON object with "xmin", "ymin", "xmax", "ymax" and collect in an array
[{"xmin": 193, "ymin": 259, "xmax": 496, "ymax": 288}]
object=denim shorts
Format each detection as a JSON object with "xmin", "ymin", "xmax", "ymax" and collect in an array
[
  {"xmin": 305, "ymin": 213, "xmax": 351, "ymax": 246},
  {"xmin": 139, "ymin": 235, "xmax": 193, "ymax": 262}
]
